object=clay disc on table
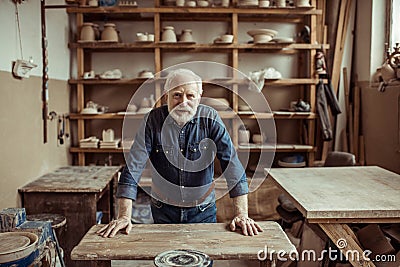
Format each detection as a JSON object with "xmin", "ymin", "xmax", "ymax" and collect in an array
[
  {"xmin": 154, "ymin": 249, "xmax": 212, "ymax": 267},
  {"xmin": 0, "ymin": 233, "xmax": 31, "ymax": 254}
]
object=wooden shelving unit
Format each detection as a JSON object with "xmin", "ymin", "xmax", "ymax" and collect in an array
[{"xmin": 67, "ymin": 0, "xmax": 326, "ymax": 166}]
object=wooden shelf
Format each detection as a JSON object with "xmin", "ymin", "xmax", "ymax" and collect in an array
[
  {"xmin": 70, "ymin": 147, "xmax": 127, "ymax": 153},
  {"xmin": 238, "ymin": 144, "xmax": 314, "ymax": 152},
  {"xmin": 69, "ymin": 42, "xmax": 329, "ymax": 52},
  {"xmin": 68, "ymin": 78, "xmax": 326, "ymax": 86},
  {"xmin": 68, "ymin": 1, "xmax": 324, "ymax": 165},
  {"xmin": 67, "ymin": 6, "xmax": 322, "ymax": 16},
  {"xmin": 70, "ymin": 144, "xmax": 314, "ymax": 154},
  {"xmin": 68, "ymin": 78, "xmax": 150, "ymax": 85},
  {"xmin": 69, "ymin": 111, "xmax": 316, "ymax": 120}
]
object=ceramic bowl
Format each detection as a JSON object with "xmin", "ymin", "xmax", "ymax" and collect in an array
[
  {"xmin": 253, "ymin": 34, "xmax": 273, "ymax": 43},
  {"xmin": 252, "ymin": 134, "xmax": 264, "ymax": 144},
  {"xmin": 247, "ymin": 29, "xmax": 278, "ymax": 37},
  {"xmin": 202, "ymin": 98, "xmax": 230, "ymax": 111}
]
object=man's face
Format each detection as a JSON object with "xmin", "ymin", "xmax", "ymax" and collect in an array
[{"xmin": 167, "ymin": 82, "xmax": 201, "ymax": 126}]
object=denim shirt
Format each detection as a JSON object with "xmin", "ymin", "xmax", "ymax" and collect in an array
[{"xmin": 117, "ymin": 104, "xmax": 248, "ymax": 206}]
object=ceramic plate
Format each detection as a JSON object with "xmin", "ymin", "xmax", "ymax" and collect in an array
[
  {"xmin": 271, "ymin": 37, "xmax": 294, "ymax": 43},
  {"xmin": 247, "ymin": 29, "xmax": 278, "ymax": 37},
  {"xmin": 213, "ymin": 40, "xmax": 232, "ymax": 44},
  {"xmin": 98, "ymin": 40, "xmax": 119, "ymax": 43}
]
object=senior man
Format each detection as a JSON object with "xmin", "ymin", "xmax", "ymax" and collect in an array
[{"xmin": 97, "ymin": 69, "xmax": 262, "ymax": 237}]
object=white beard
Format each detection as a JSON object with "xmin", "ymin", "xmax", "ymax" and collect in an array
[{"xmin": 169, "ymin": 106, "xmax": 196, "ymax": 126}]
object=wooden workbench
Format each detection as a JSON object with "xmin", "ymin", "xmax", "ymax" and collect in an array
[
  {"xmin": 18, "ymin": 166, "xmax": 120, "ymax": 267},
  {"xmin": 71, "ymin": 221, "xmax": 296, "ymax": 267},
  {"xmin": 268, "ymin": 166, "xmax": 400, "ymax": 267}
]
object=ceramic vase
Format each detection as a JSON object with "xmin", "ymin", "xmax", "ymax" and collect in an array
[{"xmin": 101, "ymin": 23, "xmax": 118, "ymax": 42}]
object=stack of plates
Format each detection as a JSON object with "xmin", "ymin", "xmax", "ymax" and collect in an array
[{"xmin": 238, "ymin": 0, "xmax": 259, "ymax": 6}]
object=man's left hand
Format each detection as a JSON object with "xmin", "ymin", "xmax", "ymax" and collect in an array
[{"xmin": 229, "ymin": 215, "xmax": 263, "ymax": 236}]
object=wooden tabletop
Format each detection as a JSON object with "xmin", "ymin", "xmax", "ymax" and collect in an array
[
  {"xmin": 18, "ymin": 166, "xmax": 120, "ymax": 193},
  {"xmin": 71, "ymin": 222, "xmax": 296, "ymax": 261},
  {"xmin": 267, "ymin": 166, "xmax": 400, "ymax": 223}
]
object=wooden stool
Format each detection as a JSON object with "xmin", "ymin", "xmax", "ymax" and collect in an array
[{"xmin": 27, "ymin": 213, "xmax": 67, "ymax": 267}]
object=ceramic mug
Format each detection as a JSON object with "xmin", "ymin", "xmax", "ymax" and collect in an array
[
  {"xmin": 276, "ymin": 0, "xmax": 286, "ymax": 7},
  {"xmin": 259, "ymin": 0, "xmax": 270, "ymax": 7},
  {"xmin": 176, "ymin": 0, "xmax": 185, "ymax": 6}
]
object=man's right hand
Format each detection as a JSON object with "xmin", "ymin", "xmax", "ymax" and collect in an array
[
  {"xmin": 96, "ymin": 197, "xmax": 133, "ymax": 238},
  {"xmin": 96, "ymin": 215, "xmax": 132, "ymax": 238}
]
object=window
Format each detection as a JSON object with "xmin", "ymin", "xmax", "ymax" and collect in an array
[{"xmin": 390, "ymin": 0, "xmax": 399, "ymax": 49}]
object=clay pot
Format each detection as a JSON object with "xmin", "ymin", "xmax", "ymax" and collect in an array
[
  {"xmin": 80, "ymin": 23, "xmax": 95, "ymax": 41},
  {"xmin": 180, "ymin": 29, "xmax": 194, "ymax": 42},
  {"xmin": 162, "ymin": 26, "xmax": 177, "ymax": 42},
  {"xmin": 101, "ymin": 23, "xmax": 118, "ymax": 42}
]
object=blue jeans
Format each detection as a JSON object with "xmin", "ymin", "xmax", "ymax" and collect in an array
[{"xmin": 150, "ymin": 198, "xmax": 217, "ymax": 223}]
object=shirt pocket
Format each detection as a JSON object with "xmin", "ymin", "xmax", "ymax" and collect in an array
[
  {"xmin": 188, "ymin": 141, "xmax": 214, "ymax": 162},
  {"xmin": 152, "ymin": 144, "xmax": 174, "ymax": 170}
]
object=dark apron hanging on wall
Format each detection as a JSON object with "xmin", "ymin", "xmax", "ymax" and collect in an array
[{"xmin": 317, "ymin": 79, "xmax": 341, "ymax": 141}]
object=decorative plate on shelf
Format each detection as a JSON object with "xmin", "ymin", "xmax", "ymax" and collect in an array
[
  {"xmin": 271, "ymin": 37, "xmax": 294, "ymax": 44},
  {"xmin": 247, "ymin": 29, "xmax": 278, "ymax": 37}
]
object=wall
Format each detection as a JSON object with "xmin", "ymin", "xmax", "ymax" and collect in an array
[{"xmin": 0, "ymin": 0, "xmax": 71, "ymax": 209}]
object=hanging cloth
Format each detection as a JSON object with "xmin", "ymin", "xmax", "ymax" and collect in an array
[{"xmin": 316, "ymin": 79, "xmax": 341, "ymax": 141}]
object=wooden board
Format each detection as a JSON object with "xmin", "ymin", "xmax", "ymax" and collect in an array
[
  {"xmin": 71, "ymin": 222, "xmax": 296, "ymax": 261},
  {"xmin": 18, "ymin": 166, "xmax": 120, "ymax": 193},
  {"xmin": 268, "ymin": 166, "xmax": 400, "ymax": 223}
]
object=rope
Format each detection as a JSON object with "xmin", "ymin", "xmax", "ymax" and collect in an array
[{"xmin": 15, "ymin": 3, "xmax": 24, "ymax": 59}]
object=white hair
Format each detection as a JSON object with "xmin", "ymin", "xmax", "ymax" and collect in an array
[{"xmin": 163, "ymin": 69, "xmax": 203, "ymax": 95}]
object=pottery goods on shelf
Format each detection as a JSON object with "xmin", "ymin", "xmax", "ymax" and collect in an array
[
  {"xmin": 237, "ymin": 0, "xmax": 258, "ymax": 7},
  {"xmin": 258, "ymin": 0, "xmax": 270, "ymax": 7},
  {"xmin": 295, "ymin": 0, "xmax": 310, "ymax": 7},
  {"xmin": 252, "ymin": 133, "xmax": 264, "ymax": 144},
  {"xmin": 80, "ymin": 22, "xmax": 95, "ymax": 41},
  {"xmin": 102, "ymin": 128, "xmax": 115, "ymax": 142},
  {"xmin": 101, "ymin": 23, "xmax": 118, "ymax": 42},
  {"xmin": 202, "ymin": 98, "xmax": 230, "ymax": 111},
  {"xmin": 238, "ymin": 128, "xmax": 251, "ymax": 144},
  {"xmin": 197, "ymin": 0, "xmax": 209, "ymax": 7},
  {"xmin": 161, "ymin": 26, "xmax": 177, "ymax": 42},
  {"xmin": 100, "ymin": 68, "xmax": 122, "ymax": 79},
  {"xmin": 179, "ymin": 29, "xmax": 194, "ymax": 42},
  {"xmin": 79, "ymin": 136, "xmax": 99, "ymax": 148},
  {"xmin": 247, "ymin": 29, "xmax": 278, "ymax": 44},
  {"xmin": 139, "ymin": 70, "xmax": 154, "ymax": 78},
  {"xmin": 176, "ymin": 0, "xmax": 185, "ymax": 6}
]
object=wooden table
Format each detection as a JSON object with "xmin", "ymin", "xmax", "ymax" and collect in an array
[
  {"xmin": 71, "ymin": 222, "xmax": 296, "ymax": 267},
  {"xmin": 267, "ymin": 166, "xmax": 400, "ymax": 267},
  {"xmin": 18, "ymin": 166, "xmax": 120, "ymax": 267}
]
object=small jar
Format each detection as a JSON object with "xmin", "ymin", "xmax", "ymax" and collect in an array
[
  {"xmin": 101, "ymin": 23, "xmax": 118, "ymax": 42},
  {"xmin": 92, "ymin": 23, "xmax": 100, "ymax": 40},
  {"xmin": 80, "ymin": 22, "xmax": 95, "ymax": 41},
  {"xmin": 161, "ymin": 26, "xmax": 177, "ymax": 42},
  {"xmin": 180, "ymin": 29, "xmax": 194, "ymax": 42}
]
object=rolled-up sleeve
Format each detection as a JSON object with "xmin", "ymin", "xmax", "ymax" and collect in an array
[
  {"xmin": 116, "ymin": 115, "xmax": 152, "ymax": 200},
  {"xmin": 209, "ymin": 111, "xmax": 248, "ymax": 198}
]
